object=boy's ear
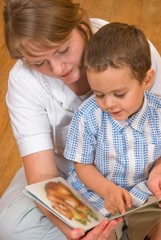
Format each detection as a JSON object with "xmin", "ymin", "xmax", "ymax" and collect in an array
[{"xmin": 143, "ymin": 68, "xmax": 155, "ymax": 90}]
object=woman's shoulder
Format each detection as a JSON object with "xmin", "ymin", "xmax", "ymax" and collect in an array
[
  {"xmin": 8, "ymin": 59, "xmax": 38, "ymax": 86},
  {"xmin": 90, "ymin": 18, "xmax": 109, "ymax": 33},
  {"xmin": 9, "ymin": 59, "xmax": 32, "ymax": 76},
  {"xmin": 7, "ymin": 60, "xmax": 49, "ymax": 103},
  {"xmin": 148, "ymin": 42, "xmax": 161, "ymax": 96},
  {"xmin": 8, "ymin": 60, "xmax": 58, "ymax": 93}
]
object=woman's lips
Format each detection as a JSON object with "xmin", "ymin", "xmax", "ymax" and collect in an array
[{"xmin": 60, "ymin": 68, "xmax": 73, "ymax": 78}]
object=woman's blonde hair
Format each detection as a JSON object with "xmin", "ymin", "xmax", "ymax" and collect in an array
[{"xmin": 3, "ymin": 0, "xmax": 92, "ymax": 58}]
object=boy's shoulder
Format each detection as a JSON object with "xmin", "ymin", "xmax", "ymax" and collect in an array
[
  {"xmin": 146, "ymin": 91, "xmax": 161, "ymax": 109},
  {"xmin": 77, "ymin": 95, "xmax": 99, "ymax": 113}
]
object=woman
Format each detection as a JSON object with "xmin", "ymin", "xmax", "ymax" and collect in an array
[{"xmin": 0, "ymin": 0, "xmax": 161, "ymax": 239}]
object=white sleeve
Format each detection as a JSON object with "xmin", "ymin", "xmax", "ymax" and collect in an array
[
  {"xmin": 6, "ymin": 61, "xmax": 53, "ymax": 157},
  {"xmin": 149, "ymin": 41, "xmax": 161, "ymax": 96}
]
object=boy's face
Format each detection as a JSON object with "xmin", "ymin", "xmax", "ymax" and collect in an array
[{"xmin": 87, "ymin": 66, "xmax": 150, "ymax": 121}]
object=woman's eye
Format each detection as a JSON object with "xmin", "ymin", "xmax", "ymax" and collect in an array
[
  {"xmin": 58, "ymin": 47, "xmax": 69, "ymax": 54},
  {"xmin": 33, "ymin": 61, "xmax": 45, "ymax": 67}
]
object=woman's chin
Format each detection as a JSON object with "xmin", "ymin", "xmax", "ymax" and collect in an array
[{"xmin": 62, "ymin": 72, "xmax": 80, "ymax": 84}]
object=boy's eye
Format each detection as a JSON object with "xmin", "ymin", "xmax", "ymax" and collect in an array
[
  {"xmin": 114, "ymin": 93, "xmax": 125, "ymax": 98},
  {"xmin": 95, "ymin": 94, "xmax": 104, "ymax": 99}
]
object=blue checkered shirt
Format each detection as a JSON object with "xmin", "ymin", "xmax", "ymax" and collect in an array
[{"xmin": 64, "ymin": 91, "xmax": 161, "ymax": 216}]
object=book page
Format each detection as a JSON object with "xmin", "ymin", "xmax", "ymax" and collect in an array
[{"xmin": 24, "ymin": 177, "xmax": 105, "ymax": 231}]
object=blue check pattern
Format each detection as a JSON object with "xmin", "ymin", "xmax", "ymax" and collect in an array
[{"xmin": 64, "ymin": 91, "xmax": 161, "ymax": 216}]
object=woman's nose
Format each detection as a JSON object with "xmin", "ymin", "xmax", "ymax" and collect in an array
[{"xmin": 49, "ymin": 59, "xmax": 65, "ymax": 75}]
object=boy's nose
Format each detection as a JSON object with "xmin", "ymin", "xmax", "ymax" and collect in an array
[{"xmin": 103, "ymin": 97, "xmax": 117, "ymax": 109}]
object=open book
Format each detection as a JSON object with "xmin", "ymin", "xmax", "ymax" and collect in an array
[{"xmin": 23, "ymin": 177, "xmax": 161, "ymax": 231}]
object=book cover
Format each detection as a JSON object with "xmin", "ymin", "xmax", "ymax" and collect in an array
[{"xmin": 23, "ymin": 177, "xmax": 161, "ymax": 231}]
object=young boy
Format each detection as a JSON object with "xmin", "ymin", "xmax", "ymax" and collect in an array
[{"xmin": 64, "ymin": 22, "xmax": 161, "ymax": 239}]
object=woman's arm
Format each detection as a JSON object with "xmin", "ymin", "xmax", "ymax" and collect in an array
[
  {"xmin": 23, "ymin": 150, "xmax": 73, "ymax": 236},
  {"xmin": 23, "ymin": 150, "xmax": 79, "ymax": 238},
  {"xmin": 23, "ymin": 149, "xmax": 58, "ymax": 184}
]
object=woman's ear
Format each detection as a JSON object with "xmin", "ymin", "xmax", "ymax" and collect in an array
[{"xmin": 143, "ymin": 68, "xmax": 155, "ymax": 90}]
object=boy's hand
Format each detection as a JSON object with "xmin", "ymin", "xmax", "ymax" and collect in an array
[{"xmin": 104, "ymin": 183, "xmax": 132, "ymax": 214}]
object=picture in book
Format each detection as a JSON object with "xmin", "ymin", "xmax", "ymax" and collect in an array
[{"xmin": 24, "ymin": 177, "xmax": 105, "ymax": 231}]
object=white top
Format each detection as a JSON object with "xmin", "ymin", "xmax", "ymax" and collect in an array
[{"xmin": 6, "ymin": 18, "xmax": 161, "ymax": 176}]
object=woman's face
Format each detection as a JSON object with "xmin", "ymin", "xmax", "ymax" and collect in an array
[{"xmin": 22, "ymin": 29, "xmax": 86, "ymax": 84}]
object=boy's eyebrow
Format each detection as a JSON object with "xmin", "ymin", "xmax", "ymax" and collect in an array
[
  {"xmin": 92, "ymin": 90, "xmax": 102, "ymax": 93},
  {"xmin": 93, "ymin": 88, "xmax": 128, "ymax": 93}
]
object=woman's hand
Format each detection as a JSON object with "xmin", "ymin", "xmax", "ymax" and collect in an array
[{"xmin": 68, "ymin": 218, "xmax": 122, "ymax": 240}]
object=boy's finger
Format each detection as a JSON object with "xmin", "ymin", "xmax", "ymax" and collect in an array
[{"xmin": 124, "ymin": 191, "xmax": 132, "ymax": 209}]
